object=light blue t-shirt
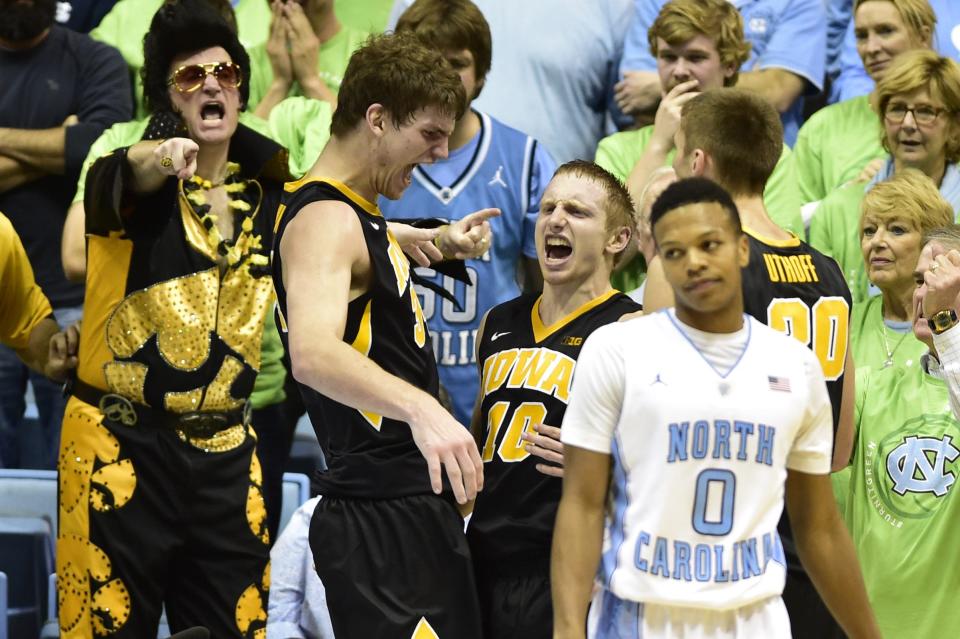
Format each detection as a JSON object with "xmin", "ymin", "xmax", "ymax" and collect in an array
[
  {"xmin": 619, "ymin": 0, "xmax": 827, "ymax": 146},
  {"xmin": 832, "ymin": 0, "xmax": 960, "ymax": 103},
  {"xmin": 379, "ymin": 112, "xmax": 556, "ymax": 424},
  {"xmin": 389, "ymin": 0, "xmax": 632, "ymax": 163}
]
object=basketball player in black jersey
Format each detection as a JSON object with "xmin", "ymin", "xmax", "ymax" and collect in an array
[
  {"xmin": 466, "ymin": 161, "xmax": 642, "ymax": 639},
  {"xmin": 640, "ymin": 89, "xmax": 853, "ymax": 638},
  {"xmin": 271, "ymin": 33, "xmax": 500, "ymax": 638}
]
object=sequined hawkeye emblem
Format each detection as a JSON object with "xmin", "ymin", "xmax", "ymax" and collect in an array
[{"xmin": 99, "ymin": 393, "xmax": 137, "ymax": 427}]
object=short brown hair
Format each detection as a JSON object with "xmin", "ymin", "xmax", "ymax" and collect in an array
[
  {"xmin": 394, "ymin": 0, "xmax": 492, "ymax": 92},
  {"xmin": 873, "ymin": 49, "xmax": 960, "ymax": 163},
  {"xmin": 331, "ymin": 32, "xmax": 467, "ymax": 137},
  {"xmin": 861, "ymin": 169, "xmax": 954, "ymax": 239},
  {"xmin": 679, "ymin": 89, "xmax": 782, "ymax": 197},
  {"xmin": 648, "ymin": 0, "xmax": 751, "ymax": 86},
  {"xmin": 854, "ymin": 0, "xmax": 936, "ymax": 44},
  {"xmin": 552, "ymin": 160, "xmax": 636, "ymax": 265}
]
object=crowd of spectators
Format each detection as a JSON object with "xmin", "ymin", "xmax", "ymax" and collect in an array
[{"xmin": 2, "ymin": 0, "xmax": 960, "ymax": 637}]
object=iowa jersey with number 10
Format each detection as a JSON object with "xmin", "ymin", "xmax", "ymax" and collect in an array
[
  {"xmin": 467, "ymin": 291, "xmax": 640, "ymax": 568},
  {"xmin": 741, "ymin": 232, "xmax": 852, "ymax": 430}
]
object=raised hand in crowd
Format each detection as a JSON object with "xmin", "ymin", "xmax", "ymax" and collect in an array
[
  {"xmin": 922, "ymin": 249, "xmax": 960, "ymax": 318},
  {"xmin": 648, "ymin": 79, "xmax": 700, "ymax": 153}
]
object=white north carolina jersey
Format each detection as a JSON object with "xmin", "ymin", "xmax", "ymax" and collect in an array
[{"xmin": 562, "ymin": 311, "xmax": 832, "ymax": 611}]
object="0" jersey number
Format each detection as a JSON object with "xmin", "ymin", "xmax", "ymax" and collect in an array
[{"xmin": 766, "ymin": 297, "xmax": 848, "ymax": 380}]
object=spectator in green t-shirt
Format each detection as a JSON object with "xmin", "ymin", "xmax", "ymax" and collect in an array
[
  {"xmin": 809, "ymin": 50, "xmax": 960, "ymax": 303},
  {"xmin": 849, "ymin": 169, "xmax": 952, "ymax": 374},
  {"xmin": 836, "ymin": 225, "xmax": 960, "ymax": 639},
  {"xmin": 793, "ymin": 0, "xmax": 936, "ymax": 207},
  {"xmin": 248, "ymin": 0, "xmax": 369, "ymax": 119},
  {"xmin": 594, "ymin": 0, "xmax": 804, "ymax": 291}
]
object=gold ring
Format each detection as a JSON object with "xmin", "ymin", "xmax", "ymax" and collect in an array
[
  {"xmin": 160, "ymin": 156, "xmax": 174, "ymax": 168},
  {"xmin": 932, "ymin": 262, "xmax": 941, "ymax": 271}
]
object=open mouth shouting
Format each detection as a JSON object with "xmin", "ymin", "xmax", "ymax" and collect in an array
[
  {"xmin": 200, "ymin": 100, "xmax": 226, "ymax": 123},
  {"xmin": 544, "ymin": 235, "xmax": 573, "ymax": 265}
]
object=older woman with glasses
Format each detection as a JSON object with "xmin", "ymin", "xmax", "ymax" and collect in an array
[
  {"xmin": 809, "ymin": 49, "xmax": 960, "ymax": 304},
  {"xmin": 793, "ymin": 0, "xmax": 936, "ymax": 205}
]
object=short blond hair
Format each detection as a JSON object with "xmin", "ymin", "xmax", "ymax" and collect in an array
[
  {"xmin": 854, "ymin": 0, "xmax": 936, "ymax": 45},
  {"xmin": 648, "ymin": 0, "xmax": 751, "ymax": 86},
  {"xmin": 861, "ymin": 169, "xmax": 954, "ymax": 238},
  {"xmin": 551, "ymin": 160, "xmax": 636, "ymax": 266},
  {"xmin": 873, "ymin": 50, "xmax": 960, "ymax": 163},
  {"xmin": 923, "ymin": 225, "xmax": 960, "ymax": 253}
]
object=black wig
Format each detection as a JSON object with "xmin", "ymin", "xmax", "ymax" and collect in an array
[{"xmin": 140, "ymin": 0, "xmax": 251, "ymax": 115}]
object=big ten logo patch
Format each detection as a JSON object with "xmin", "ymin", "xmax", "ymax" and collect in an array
[{"xmin": 870, "ymin": 414, "xmax": 960, "ymax": 521}]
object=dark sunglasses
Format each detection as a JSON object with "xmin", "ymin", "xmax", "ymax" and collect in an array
[{"xmin": 167, "ymin": 62, "xmax": 242, "ymax": 93}]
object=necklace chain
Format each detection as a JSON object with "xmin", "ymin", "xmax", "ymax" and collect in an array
[{"xmin": 881, "ymin": 324, "xmax": 911, "ymax": 368}]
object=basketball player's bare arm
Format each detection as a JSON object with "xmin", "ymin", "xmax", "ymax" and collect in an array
[
  {"xmin": 786, "ymin": 470, "xmax": 882, "ymax": 639},
  {"xmin": 387, "ymin": 208, "xmax": 500, "ymax": 267},
  {"xmin": 551, "ymin": 446, "xmax": 611, "ymax": 639},
  {"xmin": 832, "ymin": 350, "xmax": 856, "ymax": 471},
  {"xmin": 460, "ymin": 311, "xmax": 492, "ymax": 518},
  {"xmin": 281, "ymin": 201, "xmax": 483, "ymax": 504}
]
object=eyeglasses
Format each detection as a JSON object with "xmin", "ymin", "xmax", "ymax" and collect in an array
[
  {"xmin": 167, "ymin": 62, "xmax": 242, "ymax": 93},
  {"xmin": 884, "ymin": 103, "xmax": 948, "ymax": 126}
]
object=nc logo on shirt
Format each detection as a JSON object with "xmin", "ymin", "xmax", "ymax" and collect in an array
[
  {"xmin": 872, "ymin": 414, "xmax": 960, "ymax": 519},
  {"xmin": 886, "ymin": 435, "xmax": 959, "ymax": 497},
  {"xmin": 748, "ymin": 17, "xmax": 767, "ymax": 34}
]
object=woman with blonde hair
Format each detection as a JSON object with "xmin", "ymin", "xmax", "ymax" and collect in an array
[
  {"xmin": 809, "ymin": 49, "xmax": 960, "ymax": 302},
  {"xmin": 851, "ymin": 169, "xmax": 954, "ymax": 372}
]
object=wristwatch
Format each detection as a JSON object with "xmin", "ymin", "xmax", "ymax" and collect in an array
[{"xmin": 927, "ymin": 309, "xmax": 959, "ymax": 334}]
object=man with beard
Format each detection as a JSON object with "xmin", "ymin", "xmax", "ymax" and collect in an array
[{"xmin": 0, "ymin": 0, "xmax": 130, "ymax": 469}]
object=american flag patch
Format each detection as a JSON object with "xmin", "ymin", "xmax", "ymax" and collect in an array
[{"xmin": 768, "ymin": 376, "xmax": 791, "ymax": 392}]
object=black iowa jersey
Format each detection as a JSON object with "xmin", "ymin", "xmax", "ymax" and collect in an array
[
  {"xmin": 742, "ymin": 231, "xmax": 851, "ymax": 431},
  {"xmin": 272, "ymin": 178, "xmax": 439, "ymax": 499},
  {"xmin": 467, "ymin": 290, "xmax": 641, "ymax": 569}
]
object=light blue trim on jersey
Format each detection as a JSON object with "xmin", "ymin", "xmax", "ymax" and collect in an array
[
  {"xmin": 596, "ymin": 589, "xmax": 644, "ymax": 639},
  {"xmin": 603, "ymin": 435, "xmax": 631, "ymax": 590},
  {"xmin": 412, "ymin": 112, "xmax": 494, "ymax": 203},
  {"xmin": 665, "ymin": 311, "xmax": 753, "ymax": 379}
]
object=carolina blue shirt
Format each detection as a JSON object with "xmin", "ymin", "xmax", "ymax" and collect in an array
[
  {"xmin": 832, "ymin": 0, "xmax": 960, "ymax": 103},
  {"xmin": 619, "ymin": 0, "xmax": 827, "ymax": 146},
  {"xmin": 387, "ymin": 0, "xmax": 631, "ymax": 161},
  {"xmin": 379, "ymin": 111, "xmax": 556, "ymax": 424}
]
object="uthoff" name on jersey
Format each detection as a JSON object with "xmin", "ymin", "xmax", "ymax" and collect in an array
[{"xmin": 761, "ymin": 252, "xmax": 820, "ymax": 284}]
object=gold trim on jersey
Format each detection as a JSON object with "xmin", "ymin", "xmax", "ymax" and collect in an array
[
  {"xmin": 530, "ymin": 290, "xmax": 619, "ymax": 343},
  {"xmin": 744, "ymin": 226, "xmax": 801, "ymax": 248},
  {"xmin": 281, "ymin": 176, "xmax": 383, "ymax": 218},
  {"xmin": 349, "ymin": 299, "xmax": 385, "ymax": 430},
  {"xmin": 412, "ymin": 617, "xmax": 440, "ymax": 639}
]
